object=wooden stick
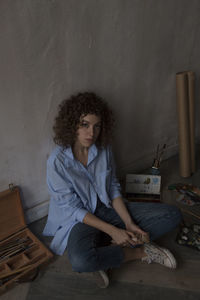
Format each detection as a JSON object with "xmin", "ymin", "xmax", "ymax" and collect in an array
[
  {"xmin": 181, "ymin": 208, "xmax": 200, "ymax": 220},
  {"xmin": 0, "ymin": 244, "xmax": 27, "ymax": 256},
  {"xmin": 0, "ymin": 237, "xmax": 31, "ymax": 252},
  {"xmin": 0, "ymin": 244, "xmax": 34, "ymax": 263},
  {"xmin": 156, "ymin": 144, "xmax": 160, "ymax": 160},
  {"xmin": 0, "ymin": 247, "xmax": 26, "ymax": 262},
  {"xmin": 158, "ymin": 144, "xmax": 166, "ymax": 165}
]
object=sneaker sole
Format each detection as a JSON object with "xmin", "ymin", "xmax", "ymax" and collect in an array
[{"xmin": 98, "ymin": 270, "xmax": 109, "ymax": 288}]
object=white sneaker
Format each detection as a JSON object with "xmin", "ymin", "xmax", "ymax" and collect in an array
[
  {"xmin": 92, "ymin": 270, "xmax": 109, "ymax": 288},
  {"xmin": 142, "ymin": 243, "xmax": 177, "ymax": 269}
]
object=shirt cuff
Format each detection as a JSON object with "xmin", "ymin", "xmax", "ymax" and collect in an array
[
  {"xmin": 74, "ymin": 208, "xmax": 88, "ymax": 222},
  {"xmin": 110, "ymin": 190, "xmax": 122, "ymax": 201}
]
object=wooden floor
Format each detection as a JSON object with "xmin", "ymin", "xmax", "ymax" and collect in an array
[{"xmin": 1, "ymin": 154, "xmax": 200, "ymax": 300}]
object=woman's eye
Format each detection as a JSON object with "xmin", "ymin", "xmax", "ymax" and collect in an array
[
  {"xmin": 80, "ymin": 122, "xmax": 88, "ymax": 127},
  {"xmin": 95, "ymin": 124, "xmax": 101, "ymax": 129}
]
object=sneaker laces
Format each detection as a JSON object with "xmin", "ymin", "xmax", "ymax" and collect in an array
[{"xmin": 143, "ymin": 245, "xmax": 165, "ymax": 264}]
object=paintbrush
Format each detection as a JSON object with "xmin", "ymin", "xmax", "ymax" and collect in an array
[
  {"xmin": 0, "ymin": 244, "xmax": 34, "ymax": 263},
  {"xmin": 0, "ymin": 237, "xmax": 31, "ymax": 252},
  {"xmin": 0, "ymin": 239, "xmax": 31, "ymax": 255},
  {"xmin": 152, "ymin": 143, "xmax": 166, "ymax": 169},
  {"xmin": 157, "ymin": 144, "xmax": 166, "ymax": 166},
  {"xmin": 181, "ymin": 208, "xmax": 200, "ymax": 221}
]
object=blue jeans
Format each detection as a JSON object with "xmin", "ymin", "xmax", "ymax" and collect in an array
[{"xmin": 67, "ymin": 201, "xmax": 182, "ymax": 272}]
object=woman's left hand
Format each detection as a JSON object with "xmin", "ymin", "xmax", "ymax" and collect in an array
[{"xmin": 125, "ymin": 222, "xmax": 149, "ymax": 244}]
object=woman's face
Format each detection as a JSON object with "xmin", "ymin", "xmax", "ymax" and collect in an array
[{"xmin": 75, "ymin": 114, "xmax": 101, "ymax": 148}]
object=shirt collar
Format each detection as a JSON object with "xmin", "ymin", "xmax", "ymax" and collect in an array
[
  {"xmin": 64, "ymin": 144, "xmax": 98, "ymax": 165},
  {"xmin": 64, "ymin": 146, "xmax": 74, "ymax": 160},
  {"xmin": 87, "ymin": 144, "xmax": 98, "ymax": 165}
]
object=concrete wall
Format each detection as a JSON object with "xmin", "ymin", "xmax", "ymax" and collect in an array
[{"xmin": 0, "ymin": 0, "xmax": 200, "ymax": 222}]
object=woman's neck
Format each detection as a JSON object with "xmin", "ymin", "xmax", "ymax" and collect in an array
[{"xmin": 72, "ymin": 143, "xmax": 89, "ymax": 167}]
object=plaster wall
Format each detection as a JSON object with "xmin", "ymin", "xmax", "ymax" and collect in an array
[{"xmin": 0, "ymin": 0, "xmax": 200, "ymax": 222}]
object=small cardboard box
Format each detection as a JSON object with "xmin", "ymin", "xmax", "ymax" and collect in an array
[
  {"xmin": 0, "ymin": 186, "xmax": 53, "ymax": 295},
  {"xmin": 125, "ymin": 174, "xmax": 161, "ymax": 202}
]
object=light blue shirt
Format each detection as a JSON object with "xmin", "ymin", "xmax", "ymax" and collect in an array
[{"xmin": 43, "ymin": 144, "xmax": 121, "ymax": 255}]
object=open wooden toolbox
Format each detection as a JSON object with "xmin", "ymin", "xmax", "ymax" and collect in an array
[{"xmin": 0, "ymin": 186, "xmax": 53, "ymax": 295}]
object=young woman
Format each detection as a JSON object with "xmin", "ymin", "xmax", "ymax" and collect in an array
[{"xmin": 43, "ymin": 92, "xmax": 181, "ymax": 288}]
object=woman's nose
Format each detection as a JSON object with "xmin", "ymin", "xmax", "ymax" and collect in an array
[{"xmin": 88, "ymin": 126, "xmax": 94, "ymax": 136}]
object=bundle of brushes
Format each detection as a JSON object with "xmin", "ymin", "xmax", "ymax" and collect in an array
[
  {"xmin": 0, "ymin": 237, "xmax": 33, "ymax": 263},
  {"xmin": 151, "ymin": 144, "xmax": 166, "ymax": 175}
]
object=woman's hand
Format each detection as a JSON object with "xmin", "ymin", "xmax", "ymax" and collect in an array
[
  {"xmin": 125, "ymin": 222, "xmax": 150, "ymax": 244},
  {"xmin": 110, "ymin": 227, "xmax": 139, "ymax": 247},
  {"xmin": 111, "ymin": 197, "xmax": 149, "ymax": 245}
]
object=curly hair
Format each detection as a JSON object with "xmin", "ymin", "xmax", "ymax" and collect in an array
[{"xmin": 53, "ymin": 92, "xmax": 115, "ymax": 148}]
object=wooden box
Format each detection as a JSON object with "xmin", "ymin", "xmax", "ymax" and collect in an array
[{"xmin": 0, "ymin": 186, "xmax": 53, "ymax": 295}]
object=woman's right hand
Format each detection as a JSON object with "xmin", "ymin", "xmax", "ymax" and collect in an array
[{"xmin": 110, "ymin": 227, "xmax": 138, "ymax": 247}]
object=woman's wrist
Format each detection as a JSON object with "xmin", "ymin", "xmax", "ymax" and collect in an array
[
  {"xmin": 112, "ymin": 197, "xmax": 135, "ymax": 226},
  {"xmin": 125, "ymin": 219, "xmax": 136, "ymax": 227},
  {"xmin": 83, "ymin": 212, "xmax": 117, "ymax": 236},
  {"xmin": 107, "ymin": 224, "xmax": 119, "ymax": 236}
]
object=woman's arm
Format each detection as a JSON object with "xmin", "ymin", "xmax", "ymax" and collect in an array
[
  {"xmin": 83, "ymin": 212, "xmax": 115, "ymax": 235},
  {"xmin": 112, "ymin": 196, "xmax": 134, "ymax": 226},
  {"xmin": 83, "ymin": 211, "xmax": 137, "ymax": 246},
  {"xmin": 112, "ymin": 196, "xmax": 149, "ymax": 242},
  {"xmin": 47, "ymin": 158, "xmax": 88, "ymax": 223},
  {"xmin": 108, "ymin": 148, "xmax": 149, "ymax": 243}
]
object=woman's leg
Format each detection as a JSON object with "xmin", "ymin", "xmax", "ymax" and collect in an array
[
  {"xmin": 95, "ymin": 201, "xmax": 182, "ymax": 242},
  {"xmin": 95, "ymin": 201, "xmax": 182, "ymax": 265},
  {"xmin": 67, "ymin": 202, "xmax": 181, "ymax": 272},
  {"xmin": 125, "ymin": 202, "xmax": 182, "ymax": 241},
  {"xmin": 67, "ymin": 222, "xmax": 124, "ymax": 273}
]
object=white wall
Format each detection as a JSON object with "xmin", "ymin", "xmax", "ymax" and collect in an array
[{"xmin": 0, "ymin": 0, "xmax": 200, "ymax": 223}]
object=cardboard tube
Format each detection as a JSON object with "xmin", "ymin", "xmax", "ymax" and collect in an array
[
  {"xmin": 187, "ymin": 71, "xmax": 196, "ymax": 173},
  {"xmin": 176, "ymin": 72, "xmax": 191, "ymax": 177}
]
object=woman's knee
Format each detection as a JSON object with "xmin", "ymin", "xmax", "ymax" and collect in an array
[
  {"xmin": 67, "ymin": 249, "xmax": 97, "ymax": 272},
  {"xmin": 163, "ymin": 203, "xmax": 182, "ymax": 225},
  {"xmin": 68, "ymin": 252, "xmax": 88, "ymax": 272}
]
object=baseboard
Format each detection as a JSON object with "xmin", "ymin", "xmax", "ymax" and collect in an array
[{"xmin": 25, "ymin": 200, "xmax": 49, "ymax": 224}]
